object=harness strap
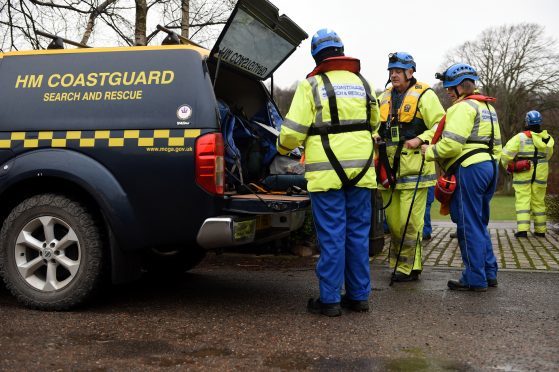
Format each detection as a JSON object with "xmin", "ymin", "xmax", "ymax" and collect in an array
[
  {"xmin": 446, "ymin": 101, "xmax": 496, "ymax": 178},
  {"xmin": 531, "ymin": 148, "xmax": 539, "ymax": 184},
  {"xmin": 308, "ymin": 123, "xmax": 371, "ymax": 136},
  {"xmin": 312, "ymin": 73, "xmax": 374, "ymax": 188}
]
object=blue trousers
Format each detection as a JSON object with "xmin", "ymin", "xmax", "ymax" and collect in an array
[
  {"xmin": 450, "ymin": 161, "xmax": 498, "ymax": 288},
  {"xmin": 423, "ymin": 186, "xmax": 434, "ymax": 237},
  {"xmin": 310, "ymin": 186, "xmax": 372, "ymax": 303}
]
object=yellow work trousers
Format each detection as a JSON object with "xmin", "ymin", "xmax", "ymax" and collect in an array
[
  {"xmin": 513, "ymin": 182, "xmax": 548, "ymax": 233},
  {"xmin": 381, "ymin": 188, "xmax": 427, "ymax": 275}
]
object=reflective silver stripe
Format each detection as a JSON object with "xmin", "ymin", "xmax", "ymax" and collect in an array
[
  {"xmin": 534, "ymin": 222, "xmax": 547, "ymax": 227},
  {"xmin": 468, "ymin": 135, "xmax": 501, "ymax": 146},
  {"xmin": 443, "ymin": 130, "xmax": 467, "ymax": 144},
  {"xmin": 516, "ymin": 210, "xmax": 530, "ymax": 214},
  {"xmin": 397, "ymin": 174, "xmax": 438, "ymax": 184},
  {"xmin": 502, "ymin": 148, "xmax": 516, "ymax": 157},
  {"xmin": 534, "ymin": 179, "xmax": 547, "ymax": 185},
  {"xmin": 464, "ymin": 100, "xmax": 481, "ymax": 138},
  {"xmin": 308, "ymin": 77, "xmax": 323, "ymax": 125},
  {"xmin": 277, "ymin": 139, "xmax": 291, "ymax": 152},
  {"xmin": 282, "ymin": 118, "xmax": 309, "ymax": 134},
  {"xmin": 407, "ymin": 90, "xmax": 421, "ymax": 99},
  {"xmin": 517, "ymin": 151, "xmax": 535, "ymax": 157},
  {"xmin": 513, "ymin": 180, "xmax": 532, "ymax": 185},
  {"xmin": 313, "ymin": 119, "xmax": 369, "ymax": 128},
  {"xmin": 464, "ymin": 100, "xmax": 499, "ymax": 145},
  {"xmin": 532, "ymin": 212, "xmax": 546, "ymax": 216},
  {"xmin": 464, "ymin": 100, "xmax": 478, "ymax": 110},
  {"xmin": 389, "ymin": 249, "xmax": 416, "ymax": 261},
  {"xmin": 432, "ymin": 145, "xmax": 440, "ymax": 159},
  {"xmin": 538, "ymin": 159, "xmax": 548, "ymax": 164},
  {"xmin": 305, "ymin": 159, "xmax": 373, "ymax": 172},
  {"xmin": 517, "ymin": 220, "xmax": 531, "ymax": 225}
]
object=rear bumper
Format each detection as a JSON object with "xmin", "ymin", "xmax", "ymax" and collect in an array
[{"xmin": 196, "ymin": 211, "xmax": 306, "ymax": 249}]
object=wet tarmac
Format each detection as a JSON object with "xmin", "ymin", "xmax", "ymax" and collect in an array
[{"xmin": 0, "ymin": 253, "xmax": 557, "ymax": 371}]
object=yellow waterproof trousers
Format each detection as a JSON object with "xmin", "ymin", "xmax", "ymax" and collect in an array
[
  {"xmin": 513, "ymin": 182, "xmax": 548, "ymax": 233},
  {"xmin": 381, "ymin": 188, "xmax": 427, "ymax": 275}
]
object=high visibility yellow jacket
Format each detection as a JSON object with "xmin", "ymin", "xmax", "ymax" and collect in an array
[
  {"xmin": 277, "ymin": 70, "xmax": 380, "ymax": 192},
  {"xmin": 425, "ymin": 97, "xmax": 502, "ymax": 170},
  {"xmin": 500, "ymin": 130, "xmax": 555, "ymax": 185},
  {"xmin": 378, "ymin": 82, "xmax": 445, "ymax": 189}
]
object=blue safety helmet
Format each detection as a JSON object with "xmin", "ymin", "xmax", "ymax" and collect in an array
[
  {"xmin": 311, "ymin": 28, "xmax": 344, "ymax": 57},
  {"xmin": 387, "ymin": 52, "xmax": 416, "ymax": 71},
  {"xmin": 525, "ymin": 110, "xmax": 543, "ymax": 126},
  {"xmin": 437, "ymin": 63, "xmax": 479, "ymax": 88}
]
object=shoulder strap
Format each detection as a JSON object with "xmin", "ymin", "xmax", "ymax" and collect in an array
[
  {"xmin": 321, "ymin": 73, "xmax": 340, "ymax": 125},
  {"xmin": 356, "ymin": 72, "xmax": 373, "ymax": 126},
  {"xmin": 531, "ymin": 148, "xmax": 539, "ymax": 184},
  {"xmin": 411, "ymin": 87, "xmax": 432, "ymax": 120},
  {"xmin": 314, "ymin": 73, "xmax": 374, "ymax": 188}
]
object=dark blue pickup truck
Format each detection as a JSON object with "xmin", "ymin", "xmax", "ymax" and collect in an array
[{"xmin": 0, "ymin": 0, "xmax": 309, "ymax": 310}]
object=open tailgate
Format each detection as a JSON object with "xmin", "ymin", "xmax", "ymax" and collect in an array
[{"xmin": 210, "ymin": 0, "xmax": 307, "ymax": 80}]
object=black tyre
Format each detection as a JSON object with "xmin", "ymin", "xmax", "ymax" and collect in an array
[{"xmin": 0, "ymin": 194, "xmax": 104, "ymax": 310}]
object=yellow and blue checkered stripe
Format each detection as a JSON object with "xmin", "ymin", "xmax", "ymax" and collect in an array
[{"xmin": 0, "ymin": 129, "xmax": 201, "ymax": 149}]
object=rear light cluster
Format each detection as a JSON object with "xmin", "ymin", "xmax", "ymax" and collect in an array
[{"xmin": 195, "ymin": 132, "xmax": 224, "ymax": 195}]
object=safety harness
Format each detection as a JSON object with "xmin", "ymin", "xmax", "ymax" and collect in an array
[
  {"xmin": 306, "ymin": 57, "xmax": 376, "ymax": 188},
  {"xmin": 432, "ymin": 95, "xmax": 497, "ymax": 209},
  {"xmin": 510, "ymin": 130, "xmax": 548, "ymax": 184},
  {"xmin": 376, "ymin": 82, "xmax": 432, "ymax": 211}
]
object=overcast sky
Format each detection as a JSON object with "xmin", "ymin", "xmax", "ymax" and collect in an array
[{"xmin": 266, "ymin": 0, "xmax": 559, "ymax": 90}]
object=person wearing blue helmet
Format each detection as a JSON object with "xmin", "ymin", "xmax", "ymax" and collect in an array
[
  {"xmin": 501, "ymin": 110, "xmax": 555, "ymax": 238},
  {"xmin": 310, "ymin": 28, "xmax": 344, "ymax": 63},
  {"xmin": 376, "ymin": 52, "xmax": 445, "ymax": 283},
  {"xmin": 278, "ymin": 28, "xmax": 380, "ymax": 316},
  {"xmin": 422, "ymin": 63, "xmax": 503, "ymax": 291}
]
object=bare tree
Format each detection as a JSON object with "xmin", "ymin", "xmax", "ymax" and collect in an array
[
  {"xmin": 272, "ymin": 83, "xmax": 298, "ymax": 117},
  {"xmin": 0, "ymin": 0, "xmax": 234, "ymax": 50},
  {"xmin": 445, "ymin": 23, "xmax": 559, "ymax": 194},
  {"xmin": 444, "ymin": 23, "xmax": 559, "ymax": 142}
]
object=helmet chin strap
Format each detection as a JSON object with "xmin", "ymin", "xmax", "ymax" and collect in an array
[{"xmin": 453, "ymin": 87, "xmax": 460, "ymax": 98}]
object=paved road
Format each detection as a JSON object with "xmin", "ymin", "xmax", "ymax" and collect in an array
[{"xmin": 1, "ymin": 254, "xmax": 557, "ymax": 371}]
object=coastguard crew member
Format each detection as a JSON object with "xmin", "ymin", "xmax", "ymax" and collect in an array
[
  {"xmin": 501, "ymin": 110, "xmax": 555, "ymax": 238},
  {"xmin": 277, "ymin": 28, "xmax": 380, "ymax": 316},
  {"xmin": 422, "ymin": 63, "xmax": 502, "ymax": 291},
  {"xmin": 377, "ymin": 52, "xmax": 445, "ymax": 282}
]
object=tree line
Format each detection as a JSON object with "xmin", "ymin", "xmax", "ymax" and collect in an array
[{"xmin": 1, "ymin": 0, "xmax": 234, "ymax": 49}]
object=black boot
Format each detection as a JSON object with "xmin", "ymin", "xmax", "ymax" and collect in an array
[
  {"xmin": 487, "ymin": 278, "xmax": 498, "ymax": 287},
  {"xmin": 307, "ymin": 298, "xmax": 341, "ymax": 317},
  {"xmin": 341, "ymin": 295, "xmax": 369, "ymax": 312},
  {"xmin": 392, "ymin": 271, "xmax": 419, "ymax": 282},
  {"xmin": 447, "ymin": 279, "xmax": 487, "ymax": 292},
  {"xmin": 514, "ymin": 231, "xmax": 528, "ymax": 238},
  {"xmin": 534, "ymin": 232, "xmax": 546, "ymax": 238}
]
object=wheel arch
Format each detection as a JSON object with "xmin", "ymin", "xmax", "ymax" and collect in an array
[
  {"xmin": 0, "ymin": 149, "xmax": 143, "ymax": 251},
  {"xmin": 0, "ymin": 149, "xmax": 145, "ymax": 285}
]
